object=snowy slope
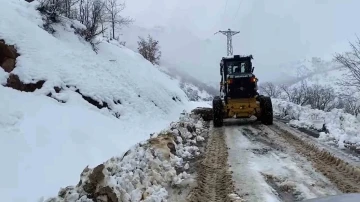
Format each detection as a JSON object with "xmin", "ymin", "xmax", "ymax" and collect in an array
[
  {"xmin": 120, "ymin": 25, "xmax": 223, "ymax": 88},
  {"xmin": 0, "ymin": 1, "xmax": 209, "ymax": 201},
  {"xmin": 179, "ymin": 82, "xmax": 213, "ymax": 102},
  {"xmin": 277, "ymin": 57, "xmax": 360, "ymax": 97},
  {"xmin": 0, "ymin": 1, "xmax": 187, "ymax": 118},
  {"xmin": 279, "ymin": 57, "xmax": 334, "ymax": 78},
  {"xmin": 277, "ymin": 57, "xmax": 342, "ymax": 85},
  {"xmin": 156, "ymin": 64, "xmax": 215, "ymax": 102}
]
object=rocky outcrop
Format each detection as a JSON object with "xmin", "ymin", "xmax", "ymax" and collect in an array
[
  {"xmin": 6, "ymin": 74, "xmax": 45, "ymax": 92},
  {"xmin": 0, "ymin": 39, "xmax": 19, "ymax": 73},
  {"xmin": 1, "ymin": 40, "xmax": 46, "ymax": 92}
]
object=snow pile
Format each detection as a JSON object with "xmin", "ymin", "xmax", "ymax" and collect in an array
[
  {"xmin": 272, "ymin": 98, "xmax": 360, "ymax": 148},
  {"xmin": 43, "ymin": 113, "xmax": 209, "ymax": 202}
]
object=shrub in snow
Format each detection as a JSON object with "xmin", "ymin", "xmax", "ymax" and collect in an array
[
  {"xmin": 43, "ymin": 112, "xmax": 209, "ymax": 202},
  {"xmin": 37, "ymin": 0, "xmax": 63, "ymax": 34},
  {"xmin": 137, "ymin": 35, "xmax": 161, "ymax": 65}
]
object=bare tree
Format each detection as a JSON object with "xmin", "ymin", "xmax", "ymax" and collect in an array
[
  {"xmin": 279, "ymin": 81, "xmax": 310, "ymax": 106},
  {"xmin": 259, "ymin": 82, "xmax": 281, "ymax": 98},
  {"xmin": 64, "ymin": 0, "xmax": 80, "ymax": 18},
  {"xmin": 78, "ymin": 0, "xmax": 86, "ymax": 24},
  {"xmin": 338, "ymin": 94, "xmax": 360, "ymax": 116},
  {"xmin": 104, "ymin": 0, "xmax": 133, "ymax": 40},
  {"xmin": 278, "ymin": 81, "xmax": 337, "ymax": 111},
  {"xmin": 137, "ymin": 35, "xmax": 161, "ymax": 65},
  {"xmin": 75, "ymin": 0, "xmax": 107, "ymax": 52},
  {"xmin": 306, "ymin": 85, "xmax": 336, "ymax": 111},
  {"xmin": 345, "ymin": 100, "xmax": 360, "ymax": 116},
  {"xmin": 334, "ymin": 37, "xmax": 360, "ymax": 89}
]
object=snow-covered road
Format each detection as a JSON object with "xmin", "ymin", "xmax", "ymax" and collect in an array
[
  {"xmin": 227, "ymin": 121, "xmax": 340, "ymax": 201},
  {"xmin": 189, "ymin": 119, "xmax": 360, "ymax": 202}
]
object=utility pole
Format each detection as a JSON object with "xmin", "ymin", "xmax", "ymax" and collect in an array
[{"xmin": 215, "ymin": 28, "xmax": 240, "ymax": 56}]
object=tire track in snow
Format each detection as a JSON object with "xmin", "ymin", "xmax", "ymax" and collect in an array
[
  {"xmin": 225, "ymin": 125, "xmax": 283, "ymax": 202},
  {"xmin": 227, "ymin": 122, "xmax": 341, "ymax": 201},
  {"xmin": 274, "ymin": 120, "xmax": 360, "ymax": 166},
  {"xmin": 188, "ymin": 127, "xmax": 243, "ymax": 202},
  {"xmin": 264, "ymin": 123, "xmax": 360, "ymax": 193}
]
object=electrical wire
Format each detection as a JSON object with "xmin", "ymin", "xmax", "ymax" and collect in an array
[
  {"xmin": 222, "ymin": 0, "xmax": 229, "ymax": 22},
  {"xmin": 233, "ymin": 0, "xmax": 244, "ymax": 21}
]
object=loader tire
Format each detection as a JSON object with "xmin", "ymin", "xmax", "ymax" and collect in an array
[
  {"xmin": 212, "ymin": 96, "xmax": 223, "ymax": 127},
  {"xmin": 260, "ymin": 96, "xmax": 273, "ymax": 125},
  {"xmin": 255, "ymin": 95, "xmax": 264, "ymax": 121}
]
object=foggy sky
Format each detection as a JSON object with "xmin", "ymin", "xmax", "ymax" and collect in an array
[{"xmin": 122, "ymin": 0, "xmax": 360, "ymax": 85}]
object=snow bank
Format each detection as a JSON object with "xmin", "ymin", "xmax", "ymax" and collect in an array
[
  {"xmin": 0, "ymin": 85, "xmax": 200, "ymax": 202},
  {"xmin": 0, "ymin": 0, "xmax": 210, "ymax": 201},
  {"xmin": 43, "ymin": 113, "xmax": 209, "ymax": 202},
  {"xmin": 272, "ymin": 98, "xmax": 360, "ymax": 148}
]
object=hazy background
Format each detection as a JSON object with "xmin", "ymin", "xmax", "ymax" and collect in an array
[{"xmin": 120, "ymin": 0, "xmax": 360, "ymax": 87}]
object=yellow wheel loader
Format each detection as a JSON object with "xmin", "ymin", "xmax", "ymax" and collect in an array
[{"xmin": 213, "ymin": 55, "xmax": 273, "ymax": 127}]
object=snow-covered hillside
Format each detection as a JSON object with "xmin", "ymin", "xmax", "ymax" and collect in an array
[
  {"xmin": 179, "ymin": 82, "xmax": 213, "ymax": 102},
  {"xmin": 120, "ymin": 25, "xmax": 223, "ymax": 88},
  {"xmin": 276, "ymin": 57, "xmax": 342, "ymax": 85},
  {"xmin": 0, "ymin": 1, "xmax": 209, "ymax": 201},
  {"xmin": 120, "ymin": 25, "xmax": 219, "ymax": 96},
  {"xmin": 275, "ymin": 56, "xmax": 360, "ymax": 98},
  {"xmin": 156, "ymin": 63, "xmax": 216, "ymax": 102}
]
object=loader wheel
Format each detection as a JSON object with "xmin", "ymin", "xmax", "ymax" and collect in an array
[
  {"xmin": 212, "ymin": 96, "xmax": 223, "ymax": 127},
  {"xmin": 260, "ymin": 96, "xmax": 273, "ymax": 125}
]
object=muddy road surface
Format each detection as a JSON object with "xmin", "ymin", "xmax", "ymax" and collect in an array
[
  {"xmin": 188, "ymin": 119, "xmax": 360, "ymax": 202},
  {"xmin": 188, "ymin": 128, "xmax": 243, "ymax": 202}
]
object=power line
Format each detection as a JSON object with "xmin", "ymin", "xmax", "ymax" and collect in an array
[
  {"xmin": 233, "ymin": 0, "xmax": 244, "ymax": 21},
  {"xmin": 222, "ymin": 0, "xmax": 229, "ymax": 22}
]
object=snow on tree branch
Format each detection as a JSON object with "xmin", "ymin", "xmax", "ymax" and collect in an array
[{"xmin": 104, "ymin": 0, "xmax": 133, "ymax": 40}]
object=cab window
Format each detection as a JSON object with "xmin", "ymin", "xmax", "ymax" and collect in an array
[{"xmin": 227, "ymin": 62, "xmax": 247, "ymax": 74}]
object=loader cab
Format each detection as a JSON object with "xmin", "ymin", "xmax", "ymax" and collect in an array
[
  {"xmin": 220, "ymin": 55, "xmax": 254, "ymax": 80},
  {"xmin": 226, "ymin": 60, "xmax": 252, "ymax": 75},
  {"xmin": 220, "ymin": 55, "xmax": 258, "ymax": 100}
]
